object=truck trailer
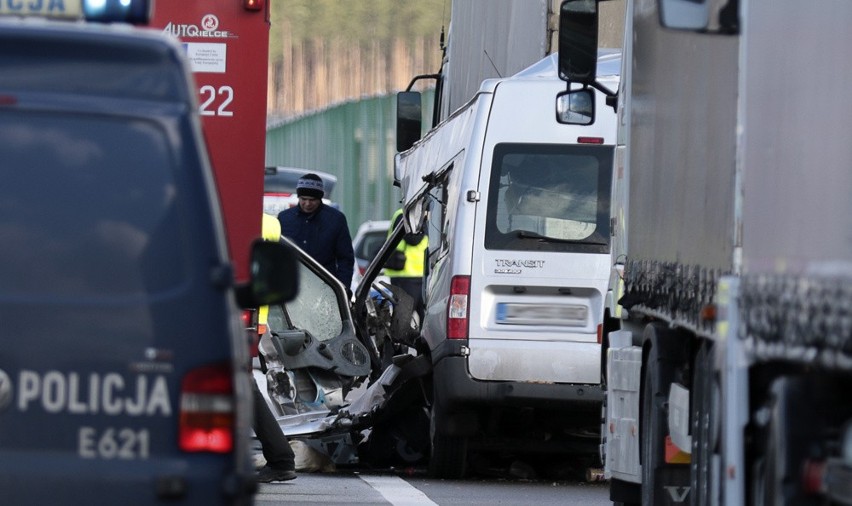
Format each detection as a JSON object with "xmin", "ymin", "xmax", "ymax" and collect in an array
[{"xmin": 558, "ymin": 0, "xmax": 852, "ymax": 504}]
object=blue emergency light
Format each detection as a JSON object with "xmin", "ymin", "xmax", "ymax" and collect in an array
[
  {"xmin": 0, "ymin": 0, "xmax": 151, "ymax": 23},
  {"xmin": 83, "ymin": 0, "xmax": 151, "ymax": 24}
]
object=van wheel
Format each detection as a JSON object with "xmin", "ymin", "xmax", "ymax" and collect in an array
[{"xmin": 428, "ymin": 400, "xmax": 468, "ymax": 479}]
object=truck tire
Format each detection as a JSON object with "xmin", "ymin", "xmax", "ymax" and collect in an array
[
  {"xmin": 428, "ymin": 400, "xmax": 468, "ymax": 479},
  {"xmin": 690, "ymin": 341, "xmax": 715, "ymax": 506},
  {"xmin": 752, "ymin": 377, "xmax": 826, "ymax": 506},
  {"xmin": 640, "ymin": 323, "xmax": 689, "ymax": 506},
  {"xmin": 641, "ymin": 357, "xmax": 667, "ymax": 505}
]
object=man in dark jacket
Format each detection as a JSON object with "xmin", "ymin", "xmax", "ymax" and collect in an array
[{"xmin": 278, "ymin": 173, "xmax": 355, "ymax": 288}]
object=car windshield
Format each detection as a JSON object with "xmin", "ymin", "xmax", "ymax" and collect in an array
[{"xmin": 485, "ymin": 142, "xmax": 613, "ymax": 253}]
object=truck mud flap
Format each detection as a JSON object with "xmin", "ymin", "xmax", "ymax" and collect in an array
[{"xmin": 656, "ymin": 465, "xmax": 691, "ymax": 505}]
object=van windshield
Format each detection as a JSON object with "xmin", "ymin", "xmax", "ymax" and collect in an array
[
  {"xmin": 485, "ymin": 142, "xmax": 613, "ymax": 253},
  {"xmin": 0, "ymin": 111, "xmax": 188, "ymax": 297}
]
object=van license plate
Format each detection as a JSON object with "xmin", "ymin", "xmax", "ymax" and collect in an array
[{"xmin": 495, "ymin": 303, "xmax": 587, "ymax": 326}]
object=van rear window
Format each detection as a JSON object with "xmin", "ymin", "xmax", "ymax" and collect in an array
[
  {"xmin": 485, "ymin": 143, "xmax": 613, "ymax": 253},
  {"xmin": 0, "ymin": 111, "xmax": 188, "ymax": 297}
]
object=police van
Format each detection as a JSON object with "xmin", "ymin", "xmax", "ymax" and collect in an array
[{"xmin": 0, "ymin": 2, "xmax": 296, "ymax": 504}]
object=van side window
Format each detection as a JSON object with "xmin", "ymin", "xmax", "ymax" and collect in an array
[
  {"xmin": 485, "ymin": 142, "xmax": 613, "ymax": 254},
  {"xmin": 426, "ymin": 172, "xmax": 450, "ymax": 267}
]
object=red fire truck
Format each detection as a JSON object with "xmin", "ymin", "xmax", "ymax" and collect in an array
[{"xmin": 150, "ymin": 0, "xmax": 270, "ymax": 282}]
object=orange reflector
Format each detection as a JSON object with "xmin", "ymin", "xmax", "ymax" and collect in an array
[
  {"xmin": 664, "ymin": 435, "xmax": 691, "ymax": 464},
  {"xmin": 700, "ymin": 304, "xmax": 717, "ymax": 322}
]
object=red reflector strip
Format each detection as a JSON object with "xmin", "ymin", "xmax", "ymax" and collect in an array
[
  {"xmin": 577, "ymin": 136, "xmax": 604, "ymax": 144},
  {"xmin": 265, "ymin": 192, "xmax": 294, "ymax": 197},
  {"xmin": 801, "ymin": 459, "xmax": 826, "ymax": 494}
]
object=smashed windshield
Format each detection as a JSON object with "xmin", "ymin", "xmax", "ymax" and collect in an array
[
  {"xmin": 277, "ymin": 261, "xmax": 344, "ymax": 341},
  {"xmin": 485, "ymin": 142, "xmax": 612, "ymax": 253}
]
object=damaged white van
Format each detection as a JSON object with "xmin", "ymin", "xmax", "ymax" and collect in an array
[{"xmin": 394, "ymin": 51, "xmax": 622, "ymax": 478}]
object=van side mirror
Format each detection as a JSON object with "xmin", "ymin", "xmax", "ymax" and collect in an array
[
  {"xmin": 236, "ymin": 240, "xmax": 299, "ymax": 308},
  {"xmin": 396, "ymin": 91, "xmax": 422, "ymax": 152},
  {"xmin": 556, "ymin": 88, "xmax": 595, "ymax": 125},
  {"xmin": 558, "ymin": 0, "xmax": 599, "ymax": 84}
]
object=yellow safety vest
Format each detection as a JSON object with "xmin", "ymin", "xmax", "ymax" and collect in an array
[
  {"xmin": 385, "ymin": 209, "xmax": 427, "ymax": 278},
  {"xmin": 258, "ymin": 213, "xmax": 282, "ymax": 328}
]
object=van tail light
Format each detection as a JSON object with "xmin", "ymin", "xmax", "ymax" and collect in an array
[
  {"xmin": 597, "ymin": 324, "xmax": 603, "ymax": 344},
  {"xmin": 447, "ymin": 275, "xmax": 471, "ymax": 339},
  {"xmin": 179, "ymin": 363, "xmax": 235, "ymax": 453}
]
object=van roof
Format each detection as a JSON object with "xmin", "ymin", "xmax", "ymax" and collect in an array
[
  {"xmin": 479, "ymin": 50, "xmax": 621, "ymax": 93},
  {"xmin": 515, "ymin": 50, "xmax": 621, "ymax": 79},
  {"xmin": 0, "ymin": 20, "xmax": 189, "ymax": 103}
]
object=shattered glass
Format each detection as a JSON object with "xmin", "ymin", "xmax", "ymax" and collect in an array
[{"xmin": 283, "ymin": 262, "xmax": 343, "ymax": 341}]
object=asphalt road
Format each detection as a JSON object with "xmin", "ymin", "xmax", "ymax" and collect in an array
[{"xmin": 255, "ymin": 470, "xmax": 611, "ymax": 506}]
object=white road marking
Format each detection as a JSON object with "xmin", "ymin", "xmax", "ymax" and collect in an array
[{"xmin": 358, "ymin": 474, "xmax": 439, "ymax": 506}]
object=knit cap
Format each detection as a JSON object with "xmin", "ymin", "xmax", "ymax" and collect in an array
[{"xmin": 296, "ymin": 173, "xmax": 324, "ymax": 199}]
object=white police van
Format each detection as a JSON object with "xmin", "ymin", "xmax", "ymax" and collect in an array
[{"xmin": 0, "ymin": 1, "xmax": 297, "ymax": 504}]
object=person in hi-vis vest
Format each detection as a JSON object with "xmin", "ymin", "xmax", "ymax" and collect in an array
[{"xmin": 384, "ymin": 208, "xmax": 427, "ymax": 319}]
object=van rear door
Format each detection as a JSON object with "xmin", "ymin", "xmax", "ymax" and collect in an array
[{"xmin": 467, "ymin": 77, "xmax": 618, "ymax": 385}]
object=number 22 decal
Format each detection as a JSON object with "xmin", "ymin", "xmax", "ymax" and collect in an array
[{"xmin": 199, "ymin": 85, "xmax": 234, "ymax": 117}]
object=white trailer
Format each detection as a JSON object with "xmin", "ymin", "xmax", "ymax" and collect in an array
[{"xmin": 558, "ymin": 0, "xmax": 852, "ymax": 504}]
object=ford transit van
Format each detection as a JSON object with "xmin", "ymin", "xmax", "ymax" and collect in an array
[{"xmin": 394, "ymin": 52, "xmax": 622, "ymax": 478}]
